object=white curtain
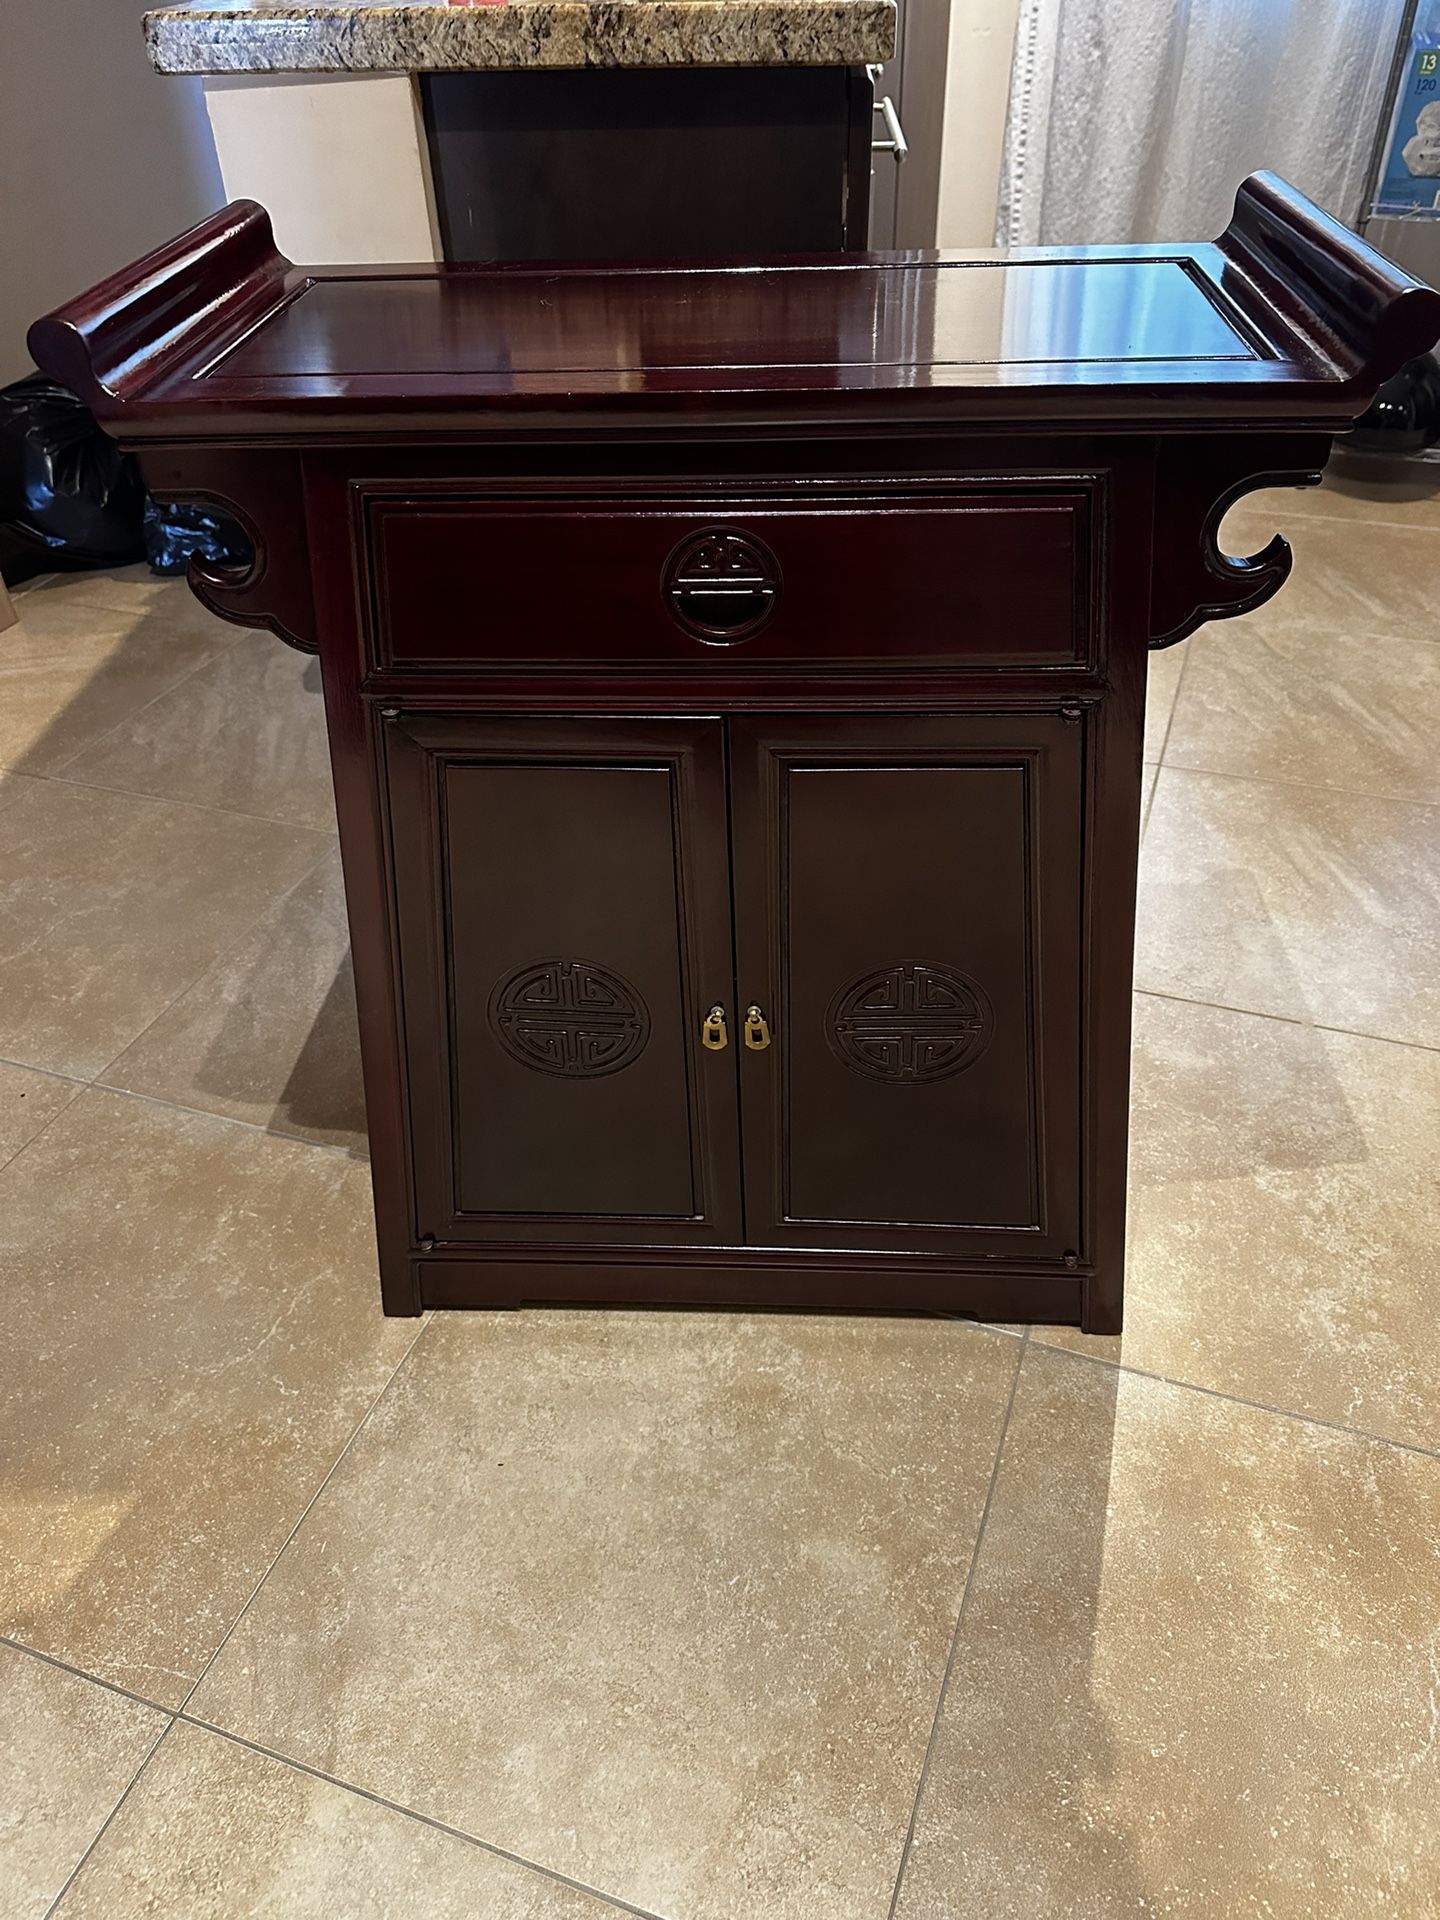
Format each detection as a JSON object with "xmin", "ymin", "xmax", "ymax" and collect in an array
[{"xmin": 998, "ymin": 0, "xmax": 1405, "ymax": 245}]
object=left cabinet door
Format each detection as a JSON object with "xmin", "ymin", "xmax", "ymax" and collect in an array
[{"xmin": 384, "ymin": 715, "xmax": 742, "ymax": 1246}]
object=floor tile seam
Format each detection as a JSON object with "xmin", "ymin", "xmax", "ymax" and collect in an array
[
  {"xmin": 75, "ymin": 1074, "xmax": 369, "ymax": 1163},
  {"xmin": 1131, "ymin": 985, "xmax": 1440, "ymax": 1057},
  {"xmin": 0, "ymin": 1050, "xmax": 95, "ymax": 1091},
  {"xmin": 34, "ymin": 616, "xmax": 254, "ymax": 781},
  {"xmin": 1023, "ymin": 1337, "xmax": 1440, "ymax": 1464},
  {"xmin": 1182, "ymin": 603, "xmax": 1440, "ymax": 654},
  {"xmin": 38, "ymin": 762, "xmax": 338, "ymax": 836},
  {"xmin": 1225, "ymin": 502, "xmax": 1440, "ymax": 537},
  {"xmin": 1141, "ymin": 640, "xmax": 1191, "ymax": 838},
  {"xmin": 883, "ymin": 1328, "xmax": 1029, "ymax": 1920},
  {"xmin": 0, "ymin": 1634, "xmax": 177, "ymax": 1716},
  {"xmin": 176, "ymin": 1311, "xmax": 436, "ymax": 1718},
  {"xmin": 0, "ymin": 1075, "xmax": 87, "ymax": 1179},
  {"xmin": 84, "ymin": 828, "xmax": 343, "ymax": 1097},
  {"xmin": 170, "ymin": 1713, "xmax": 671, "ymax": 1920},
  {"xmin": 40, "ymin": 1715, "xmax": 177, "ymax": 1919},
  {"xmin": 16, "ymin": 583, "xmax": 258, "ymax": 631},
  {"xmin": 1140, "ymin": 773, "xmax": 1157, "ymax": 841},
  {"xmin": 1149, "ymin": 753, "xmax": 1440, "ymax": 815},
  {"xmin": 1150, "ymin": 633, "xmax": 1193, "ymax": 774}
]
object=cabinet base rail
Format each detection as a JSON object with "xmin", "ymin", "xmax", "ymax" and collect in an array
[{"xmin": 410, "ymin": 1250, "xmax": 1104, "ymax": 1330}]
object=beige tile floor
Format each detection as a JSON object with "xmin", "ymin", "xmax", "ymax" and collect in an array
[{"xmin": 1, "ymin": 470, "xmax": 1438, "ymax": 1917}]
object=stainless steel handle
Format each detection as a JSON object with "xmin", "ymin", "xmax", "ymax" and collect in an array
[{"xmin": 872, "ymin": 93, "xmax": 908, "ymax": 164}]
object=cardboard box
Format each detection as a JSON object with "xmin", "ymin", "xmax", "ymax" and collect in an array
[{"xmin": 1377, "ymin": 38, "xmax": 1440, "ymax": 215}]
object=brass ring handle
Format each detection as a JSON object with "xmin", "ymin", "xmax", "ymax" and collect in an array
[
  {"xmin": 744, "ymin": 1005, "xmax": 772, "ymax": 1051},
  {"xmin": 701, "ymin": 1006, "xmax": 728, "ymax": 1051}
]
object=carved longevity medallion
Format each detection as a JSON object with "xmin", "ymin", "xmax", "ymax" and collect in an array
[
  {"xmin": 828, "ymin": 963, "xmax": 994, "ymax": 1083},
  {"xmin": 662, "ymin": 527, "xmax": 782, "ymax": 642},
  {"xmin": 490, "ymin": 960, "xmax": 650, "ymax": 1078}
]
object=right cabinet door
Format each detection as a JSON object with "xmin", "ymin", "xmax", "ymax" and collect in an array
[{"xmin": 729, "ymin": 715, "xmax": 1084, "ymax": 1259}]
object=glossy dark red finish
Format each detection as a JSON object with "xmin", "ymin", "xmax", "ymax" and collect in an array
[
  {"xmin": 728, "ymin": 714, "xmax": 1084, "ymax": 1256},
  {"xmin": 28, "ymin": 178, "xmax": 1439, "ymax": 1332},
  {"xmin": 366, "ymin": 485, "xmax": 1090, "ymax": 671},
  {"xmin": 28, "ymin": 177, "xmax": 1440, "ymax": 443}
]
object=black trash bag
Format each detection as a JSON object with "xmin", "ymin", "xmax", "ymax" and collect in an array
[
  {"xmin": 1347, "ymin": 351, "xmax": 1440, "ymax": 457},
  {"xmin": 143, "ymin": 496, "xmax": 253, "ymax": 577},
  {"xmin": 0, "ymin": 374, "xmax": 146, "ymax": 583}
]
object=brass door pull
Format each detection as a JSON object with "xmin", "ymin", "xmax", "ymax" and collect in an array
[
  {"xmin": 702, "ymin": 1006, "xmax": 729, "ymax": 1050},
  {"xmin": 744, "ymin": 1005, "xmax": 772, "ymax": 1050}
]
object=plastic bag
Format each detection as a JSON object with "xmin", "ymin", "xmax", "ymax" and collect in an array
[
  {"xmin": 0, "ymin": 374, "xmax": 146, "ymax": 582},
  {"xmin": 1347, "ymin": 352, "xmax": 1440, "ymax": 457},
  {"xmin": 144, "ymin": 497, "xmax": 253, "ymax": 577}
]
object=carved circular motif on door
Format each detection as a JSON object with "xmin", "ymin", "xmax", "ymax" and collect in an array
[
  {"xmin": 661, "ymin": 527, "xmax": 782, "ymax": 643},
  {"xmin": 828, "ymin": 963, "xmax": 994, "ymax": 1084},
  {"xmin": 490, "ymin": 959, "xmax": 649, "ymax": 1078}
]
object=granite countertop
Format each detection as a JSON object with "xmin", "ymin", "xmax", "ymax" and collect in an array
[{"xmin": 144, "ymin": 0, "xmax": 896, "ymax": 75}]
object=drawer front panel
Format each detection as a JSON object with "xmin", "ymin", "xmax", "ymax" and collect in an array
[{"xmin": 364, "ymin": 489, "xmax": 1091, "ymax": 673}]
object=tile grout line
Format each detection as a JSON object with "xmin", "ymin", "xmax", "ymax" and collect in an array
[
  {"xmin": 0, "ymin": 1636, "xmax": 174, "ymax": 1717},
  {"xmin": 11, "ymin": 1000, "xmax": 1439, "ymax": 1185},
  {"xmin": 0, "ymin": 1080, "xmax": 85, "ymax": 1183},
  {"xmin": 1150, "ymin": 749, "xmax": 1440, "ymax": 816},
  {"xmin": 1227, "ymin": 499, "xmax": 1440, "ymax": 537},
  {"xmin": 84, "ymin": 1077, "xmax": 371, "ymax": 1162},
  {"xmin": 0, "ymin": 1054, "xmax": 85, "ymax": 1091},
  {"xmin": 175, "ymin": 1310, "xmax": 436, "ymax": 1718},
  {"xmin": 18, "ymin": 566, "xmax": 324, "ymax": 825},
  {"xmin": 81, "ymin": 831, "xmax": 341, "ymax": 1093},
  {"xmin": 10, "ymin": 1299, "xmax": 1436, "ymax": 1717},
  {"xmin": 8, "ymin": 1330, "xmax": 1438, "ymax": 1914},
  {"xmin": 172, "ymin": 1714, "xmax": 671, "ymax": 1920},
  {"xmin": 41, "ymin": 762, "xmax": 339, "ymax": 835},
  {"xmin": 4, "ymin": 750, "xmax": 337, "ymax": 839},
  {"xmin": 13, "ymin": 576, "xmax": 258, "ymax": 629},
  {"xmin": 1132, "ymin": 986, "xmax": 1440, "ymax": 1058},
  {"xmin": 1024, "ymin": 1336, "xmax": 1440, "ymax": 1465},
  {"xmin": 1, "ymin": 1631, "xmax": 663, "ymax": 1919},
  {"xmin": 32, "ymin": 606, "xmax": 255, "ymax": 782},
  {"xmin": 40, "ymin": 1715, "xmax": 177, "ymax": 1918},
  {"xmin": 1151, "ymin": 632, "xmax": 1193, "ymax": 774},
  {"xmin": 0, "ymin": 783, "xmax": 336, "ymax": 1166},
  {"xmin": 883, "ymin": 1328, "xmax": 1030, "ymax": 1920},
  {"xmin": 1141, "ymin": 634, "xmax": 1194, "ymax": 840},
  {"xmin": 0, "ymin": 1048, "xmax": 369, "ymax": 1166}
]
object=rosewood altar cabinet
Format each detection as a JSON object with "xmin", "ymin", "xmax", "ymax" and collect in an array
[{"xmin": 31, "ymin": 176, "xmax": 1440, "ymax": 1331}]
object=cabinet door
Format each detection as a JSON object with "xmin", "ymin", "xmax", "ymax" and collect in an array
[
  {"xmin": 386, "ymin": 716, "xmax": 741, "ymax": 1245},
  {"xmin": 729, "ymin": 715, "xmax": 1083, "ymax": 1258}
]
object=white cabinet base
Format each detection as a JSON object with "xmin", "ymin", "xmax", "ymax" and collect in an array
[{"xmin": 203, "ymin": 73, "xmax": 440, "ymax": 264}]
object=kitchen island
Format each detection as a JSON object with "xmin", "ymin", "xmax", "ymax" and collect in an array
[{"xmin": 144, "ymin": 0, "xmax": 897, "ymax": 260}]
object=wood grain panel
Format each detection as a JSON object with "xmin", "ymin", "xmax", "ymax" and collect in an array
[
  {"xmin": 367, "ymin": 489, "xmax": 1088, "ymax": 672},
  {"xmin": 385, "ymin": 715, "xmax": 741, "ymax": 1245},
  {"xmin": 729, "ymin": 713, "xmax": 1084, "ymax": 1261}
]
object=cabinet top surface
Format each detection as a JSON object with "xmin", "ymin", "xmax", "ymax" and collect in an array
[
  {"xmin": 143, "ymin": 0, "xmax": 894, "ymax": 75},
  {"xmin": 30, "ymin": 177, "xmax": 1440, "ymax": 441},
  {"xmin": 216, "ymin": 256, "xmax": 1263, "ymax": 383}
]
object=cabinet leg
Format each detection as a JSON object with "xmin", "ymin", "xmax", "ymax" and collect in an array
[
  {"xmin": 377, "ymin": 1250, "xmax": 424, "ymax": 1316},
  {"xmin": 1080, "ymin": 1274, "xmax": 1124, "ymax": 1336}
]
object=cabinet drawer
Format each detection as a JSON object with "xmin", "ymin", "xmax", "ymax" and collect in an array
[{"xmin": 363, "ymin": 488, "xmax": 1092, "ymax": 673}]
